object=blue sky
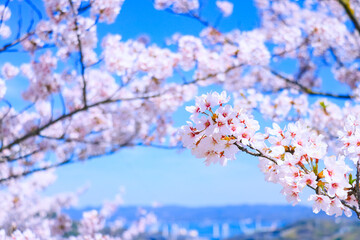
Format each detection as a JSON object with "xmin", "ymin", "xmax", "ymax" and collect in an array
[
  {"xmin": 2, "ymin": 0, "xmax": 305, "ymax": 207},
  {"xmin": 42, "ymin": 0, "xmax": 292, "ymax": 207}
]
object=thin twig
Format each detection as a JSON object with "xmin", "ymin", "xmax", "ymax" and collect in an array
[
  {"xmin": 234, "ymin": 142, "xmax": 277, "ymax": 164},
  {"xmin": 269, "ymin": 68, "xmax": 353, "ymax": 99},
  {"xmin": 0, "ymin": 31, "xmax": 35, "ymax": 52},
  {"xmin": 356, "ymin": 161, "xmax": 360, "ymax": 211},
  {"xmin": 68, "ymin": 0, "xmax": 88, "ymax": 108},
  {"xmin": 337, "ymin": 0, "xmax": 360, "ymax": 35},
  {"xmin": 236, "ymin": 142, "xmax": 360, "ymax": 217},
  {"xmin": 0, "ymin": 92, "xmax": 164, "ymax": 155}
]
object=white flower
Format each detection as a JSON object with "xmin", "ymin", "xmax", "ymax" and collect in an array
[
  {"xmin": 216, "ymin": 1, "xmax": 233, "ymax": 17},
  {"xmin": 308, "ymin": 194, "xmax": 331, "ymax": 214}
]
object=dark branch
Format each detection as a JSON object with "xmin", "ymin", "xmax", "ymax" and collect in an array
[
  {"xmin": 0, "ymin": 31, "xmax": 35, "ymax": 53},
  {"xmin": 235, "ymin": 141, "xmax": 360, "ymax": 218},
  {"xmin": 269, "ymin": 69, "xmax": 353, "ymax": 99},
  {"xmin": 0, "ymin": 92, "xmax": 164, "ymax": 155},
  {"xmin": 337, "ymin": 0, "xmax": 360, "ymax": 36},
  {"xmin": 68, "ymin": 0, "xmax": 88, "ymax": 108}
]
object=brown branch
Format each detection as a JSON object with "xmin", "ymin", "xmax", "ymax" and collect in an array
[
  {"xmin": 0, "ymin": 143, "xmax": 179, "ymax": 183},
  {"xmin": 68, "ymin": 0, "xmax": 88, "ymax": 108},
  {"xmin": 235, "ymin": 141, "xmax": 360, "ymax": 218},
  {"xmin": 185, "ymin": 64, "xmax": 244, "ymax": 85},
  {"xmin": 0, "ymin": 159, "xmax": 73, "ymax": 184},
  {"xmin": 1, "ymin": 148, "xmax": 45, "ymax": 163},
  {"xmin": 0, "ymin": 92, "xmax": 163, "ymax": 156},
  {"xmin": 337, "ymin": 0, "xmax": 360, "ymax": 36},
  {"xmin": 0, "ymin": 31, "xmax": 35, "ymax": 52},
  {"xmin": 235, "ymin": 142, "xmax": 277, "ymax": 164},
  {"xmin": 39, "ymin": 133, "xmax": 106, "ymax": 145},
  {"xmin": 0, "ymin": 130, "xmax": 136, "ymax": 184},
  {"xmin": 163, "ymin": 8, "xmax": 210, "ymax": 28},
  {"xmin": 357, "ymin": 161, "xmax": 360, "ymax": 211},
  {"xmin": 307, "ymin": 183, "xmax": 360, "ymax": 218},
  {"xmin": 268, "ymin": 68, "xmax": 353, "ymax": 99}
]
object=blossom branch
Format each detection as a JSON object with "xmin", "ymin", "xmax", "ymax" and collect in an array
[
  {"xmin": 234, "ymin": 142, "xmax": 277, "ymax": 165},
  {"xmin": 268, "ymin": 68, "xmax": 353, "ymax": 99},
  {"xmin": 238, "ymin": 143, "xmax": 360, "ymax": 218},
  {"xmin": 68, "ymin": 0, "xmax": 88, "ymax": 108},
  {"xmin": 337, "ymin": 0, "xmax": 360, "ymax": 35},
  {"xmin": 0, "ymin": 159, "xmax": 73, "ymax": 184},
  {"xmin": 0, "ymin": 31, "xmax": 35, "ymax": 52},
  {"xmin": 185, "ymin": 64, "xmax": 244, "ymax": 85},
  {"xmin": 0, "ymin": 92, "xmax": 164, "ymax": 159},
  {"xmin": 356, "ymin": 161, "xmax": 360, "ymax": 210},
  {"xmin": 180, "ymin": 91, "xmax": 360, "ymax": 219},
  {"xmin": 0, "ymin": 131, "xmax": 136, "ymax": 184}
]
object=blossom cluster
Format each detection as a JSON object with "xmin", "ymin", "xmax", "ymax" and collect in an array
[
  {"xmin": 180, "ymin": 91, "xmax": 261, "ymax": 166},
  {"xmin": 0, "ymin": 173, "xmax": 158, "ymax": 240},
  {"xmin": 181, "ymin": 92, "xmax": 359, "ymax": 218},
  {"xmin": 2, "ymin": 0, "xmax": 360, "ymax": 237},
  {"xmin": 0, "ymin": 5, "xmax": 11, "ymax": 39},
  {"xmin": 154, "ymin": 0, "xmax": 200, "ymax": 13},
  {"xmin": 216, "ymin": 1, "xmax": 234, "ymax": 17}
]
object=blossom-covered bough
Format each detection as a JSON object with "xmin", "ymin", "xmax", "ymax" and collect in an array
[
  {"xmin": 2, "ymin": 0, "xmax": 360, "ymax": 238},
  {"xmin": 180, "ymin": 91, "xmax": 357, "ymax": 218}
]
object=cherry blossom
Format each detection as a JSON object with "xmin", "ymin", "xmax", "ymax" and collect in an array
[
  {"xmin": 181, "ymin": 92, "xmax": 360, "ymax": 218},
  {"xmin": 2, "ymin": 1, "xmax": 360, "ymax": 238},
  {"xmin": 216, "ymin": 1, "xmax": 233, "ymax": 17},
  {"xmin": 1, "ymin": 63, "xmax": 19, "ymax": 80}
]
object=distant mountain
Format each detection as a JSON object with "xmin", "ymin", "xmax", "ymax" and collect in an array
[
  {"xmin": 228, "ymin": 218, "xmax": 360, "ymax": 240},
  {"xmin": 64, "ymin": 204, "xmax": 344, "ymax": 223},
  {"xmin": 64, "ymin": 205, "xmax": 360, "ymax": 239}
]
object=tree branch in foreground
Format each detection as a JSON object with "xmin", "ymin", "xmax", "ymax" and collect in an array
[{"xmin": 235, "ymin": 142, "xmax": 360, "ymax": 219}]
